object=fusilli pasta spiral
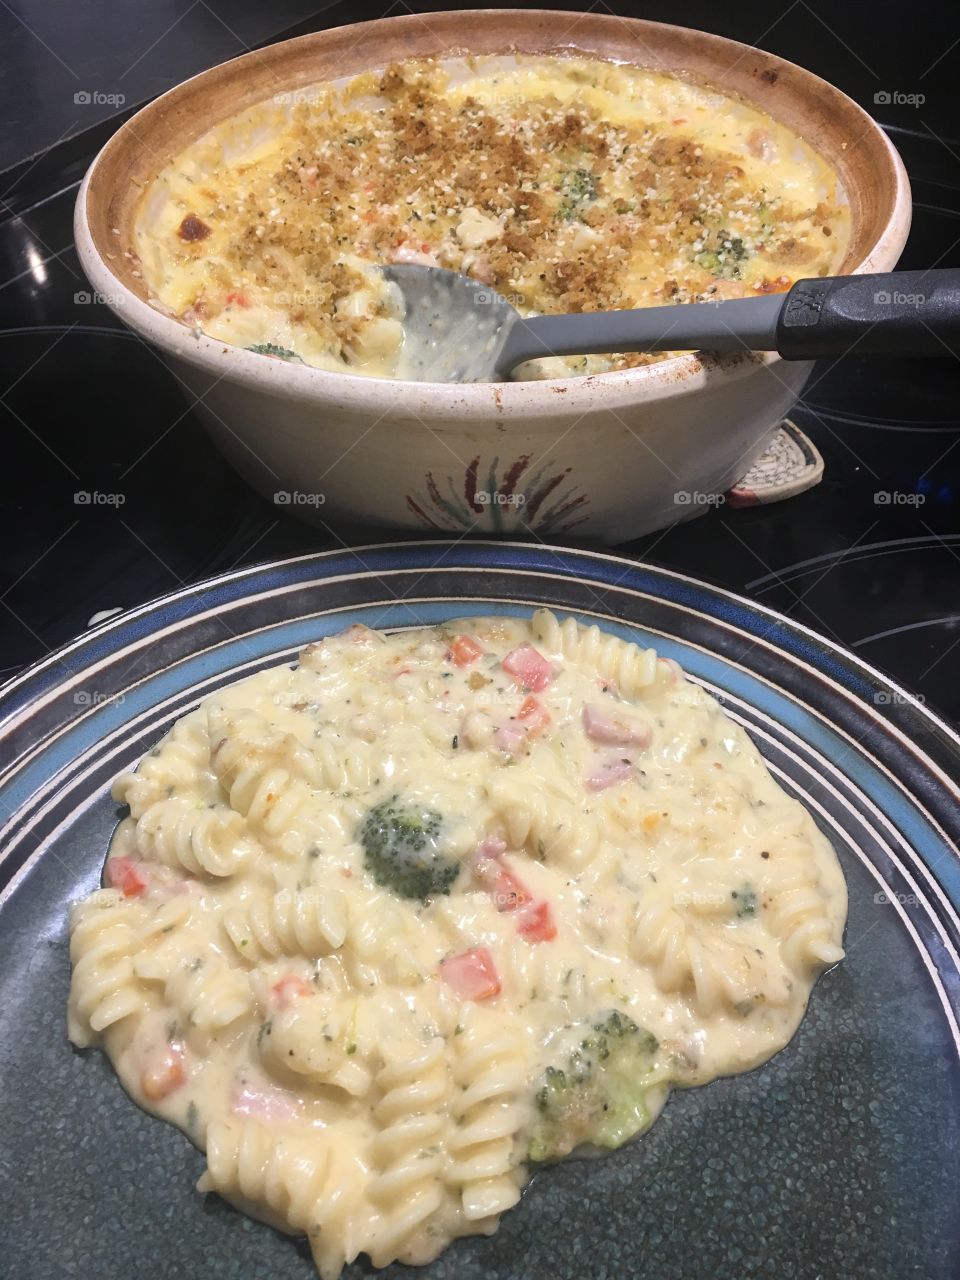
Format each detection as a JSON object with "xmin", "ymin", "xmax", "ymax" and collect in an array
[
  {"xmin": 260, "ymin": 993, "xmax": 374, "ymax": 1097},
  {"xmin": 446, "ymin": 1007, "xmax": 528, "ymax": 1221},
  {"xmin": 224, "ymin": 888, "xmax": 348, "ymax": 963},
  {"xmin": 134, "ymin": 932, "xmax": 252, "ymax": 1043},
  {"xmin": 531, "ymin": 609, "xmax": 658, "ymax": 699},
  {"xmin": 68, "ymin": 889, "xmax": 148, "ymax": 1046},
  {"xmin": 134, "ymin": 797, "xmax": 259, "ymax": 877},
  {"xmin": 367, "ymin": 1035, "xmax": 450, "ymax": 1266},
  {"xmin": 112, "ymin": 712, "xmax": 211, "ymax": 818},
  {"xmin": 200, "ymin": 1120, "xmax": 369, "ymax": 1280}
]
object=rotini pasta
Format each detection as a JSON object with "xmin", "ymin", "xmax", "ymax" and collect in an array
[
  {"xmin": 133, "ymin": 930, "xmax": 252, "ymax": 1045},
  {"xmin": 224, "ymin": 888, "xmax": 349, "ymax": 963},
  {"xmin": 68, "ymin": 889, "xmax": 150, "ymax": 1046},
  {"xmin": 68, "ymin": 611, "xmax": 846, "ymax": 1277},
  {"xmin": 531, "ymin": 608, "xmax": 659, "ymax": 699},
  {"xmin": 133, "ymin": 798, "xmax": 260, "ymax": 877},
  {"xmin": 367, "ymin": 1035, "xmax": 451, "ymax": 1266},
  {"xmin": 259, "ymin": 992, "xmax": 375, "ymax": 1097},
  {"xmin": 199, "ymin": 1120, "xmax": 370, "ymax": 1280},
  {"xmin": 446, "ymin": 1006, "xmax": 529, "ymax": 1221},
  {"xmin": 112, "ymin": 712, "xmax": 211, "ymax": 818}
]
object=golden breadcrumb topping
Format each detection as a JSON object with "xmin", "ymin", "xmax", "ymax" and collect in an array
[{"xmin": 135, "ymin": 56, "xmax": 849, "ymax": 378}]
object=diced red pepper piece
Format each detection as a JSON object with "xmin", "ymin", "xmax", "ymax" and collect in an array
[
  {"xmin": 224, "ymin": 290, "xmax": 250, "ymax": 308},
  {"xmin": 475, "ymin": 859, "xmax": 532, "ymax": 913},
  {"xmin": 502, "ymin": 644, "xmax": 553, "ymax": 692},
  {"xmin": 141, "ymin": 1042, "xmax": 187, "ymax": 1101},
  {"xmin": 516, "ymin": 899, "xmax": 558, "ymax": 943},
  {"xmin": 517, "ymin": 695, "xmax": 551, "ymax": 734},
  {"xmin": 106, "ymin": 855, "xmax": 149, "ymax": 897},
  {"xmin": 440, "ymin": 947, "xmax": 501, "ymax": 1001},
  {"xmin": 448, "ymin": 634, "xmax": 484, "ymax": 667}
]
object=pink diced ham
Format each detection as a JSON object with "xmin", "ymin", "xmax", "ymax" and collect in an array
[
  {"xmin": 231, "ymin": 1081, "xmax": 301, "ymax": 1122},
  {"xmin": 474, "ymin": 836, "xmax": 508, "ymax": 862},
  {"xmin": 586, "ymin": 755, "xmax": 636, "ymax": 791},
  {"xmin": 440, "ymin": 948, "xmax": 501, "ymax": 1001},
  {"xmin": 502, "ymin": 644, "xmax": 553, "ymax": 692},
  {"xmin": 582, "ymin": 703, "xmax": 651, "ymax": 748},
  {"xmin": 493, "ymin": 723, "xmax": 527, "ymax": 755}
]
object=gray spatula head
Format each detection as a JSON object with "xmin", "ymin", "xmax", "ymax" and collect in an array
[{"xmin": 382, "ymin": 265, "xmax": 521, "ymax": 382}]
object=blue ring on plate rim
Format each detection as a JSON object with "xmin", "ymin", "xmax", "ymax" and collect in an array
[{"xmin": 1, "ymin": 539, "xmax": 958, "ymax": 1278}]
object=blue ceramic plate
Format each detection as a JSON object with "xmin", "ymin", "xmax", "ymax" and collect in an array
[{"xmin": 1, "ymin": 541, "xmax": 958, "ymax": 1280}]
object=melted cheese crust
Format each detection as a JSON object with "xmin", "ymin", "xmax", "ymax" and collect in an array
[
  {"xmin": 68, "ymin": 612, "xmax": 847, "ymax": 1278},
  {"xmin": 134, "ymin": 56, "xmax": 849, "ymax": 379}
]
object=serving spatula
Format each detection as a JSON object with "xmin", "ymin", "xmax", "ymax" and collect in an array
[{"xmin": 381, "ymin": 265, "xmax": 960, "ymax": 382}]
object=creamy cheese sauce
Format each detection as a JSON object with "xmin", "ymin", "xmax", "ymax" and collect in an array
[
  {"xmin": 133, "ymin": 56, "xmax": 849, "ymax": 380},
  {"xmin": 67, "ymin": 612, "xmax": 846, "ymax": 1277}
]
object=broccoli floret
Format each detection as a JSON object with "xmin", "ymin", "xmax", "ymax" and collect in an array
[
  {"xmin": 695, "ymin": 230, "xmax": 750, "ymax": 280},
  {"xmin": 245, "ymin": 343, "xmax": 303, "ymax": 361},
  {"xmin": 528, "ymin": 1010, "xmax": 659, "ymax": 1162},
  {"xmin": 358, "ymin": 795, "xmax": 458, "ymax": 901},
  {"xmin": 557, "ymin": 168, "xmax": 599, "ymax": 221},
  {"xmin": 732, "ymin": 883, "xmax": 758, "ymax": 918}
]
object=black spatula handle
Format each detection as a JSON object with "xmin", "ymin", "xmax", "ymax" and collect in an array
[{"xmin": 776, "ymin": 270, "xmax": 960, "ymax": 359}]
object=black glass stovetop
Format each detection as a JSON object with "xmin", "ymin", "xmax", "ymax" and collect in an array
[{"xmin": 2, "ymin": 4, "xmax": 958, "ymax": 725}]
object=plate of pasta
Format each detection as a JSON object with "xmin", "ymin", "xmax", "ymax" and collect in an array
[{"xmin": 1, "ymin": 541, "xmax": 958, "ymax": 1280}]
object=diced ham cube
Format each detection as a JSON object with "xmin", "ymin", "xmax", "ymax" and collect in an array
[
  {"xmin": 493, "ymin": 723, "xmax": 527, "ymax": 756},
  {"xmin": 502, "ymin": 644, "xmax": 553, "ymax": 692},
  {"xmin": 586, "ymin": 755, "xmax": 636, "ymax": 791},
  {"xmin": 232, "ymin": 1080, "xmax": 301, "ymax": 1121},
  {"xmin": 440, "ymin": 947, "xmax": 501, "ymax": 1001},
  {"xmin": 474, "ymin": 836, "xmax": 507, "ymax": 861},
  {"xmin": 582, "ymin": 703, "xmax": 651, "ymax": 748}
]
